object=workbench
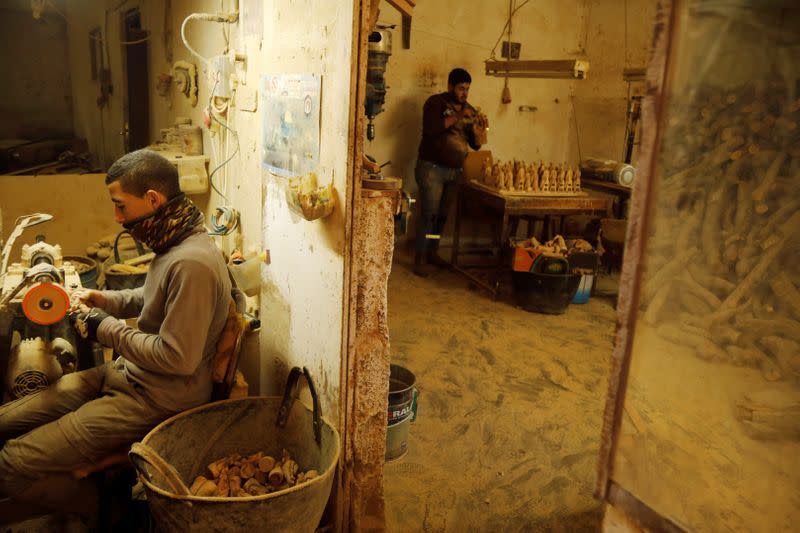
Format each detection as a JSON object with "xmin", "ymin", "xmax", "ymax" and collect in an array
[
  {"xmin": 580, "ymin": 177, "xmax": 633, "ymax": 218},
  {"xmin": 451, "ymin": 181, "xmax": 612, "ymax": 298}
]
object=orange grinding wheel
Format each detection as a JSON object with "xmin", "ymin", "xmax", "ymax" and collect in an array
[{"xmin": 21, "ymin": 283, "xmax": 70, "ymax": 325}]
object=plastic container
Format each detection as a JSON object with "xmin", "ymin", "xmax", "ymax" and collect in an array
[
  {"xmin": 229, "ymin": 252, "xmax": 267, "ymax": 297},
  {"xmin": 511, "ymin": 271, "xmax": 581, "ymax": 314},
  {"xmin": 572, "ymin": 274, "xmax": 594, "ymax": 304}
]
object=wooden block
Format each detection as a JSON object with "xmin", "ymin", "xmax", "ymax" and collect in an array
[
  {"xmin": 386, "ymin": 0, "xmax": 413, "ymax": 17},
  {"xmin": 463, "ymin": 151, "xmax": 493, "ymax": 181},
  {"xmin": 362, "ymin": 176, "xmax": 402, "ymax": 190},
  {"xmin": 124, "ymin": 252, "xmax": 156, "ymax": 266}
]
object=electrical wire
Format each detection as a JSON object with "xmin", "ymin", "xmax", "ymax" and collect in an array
[
  {"xmin": 89, "ymin": 32, "xmax": 151, "ymax": 46},
  {"xmin": 488, "ymin": 0, "xmax": 531, "ymax": 60},
  {"xmin": 208, "ymin": 114, "xmax": 239, "ymax": 201},
  {"xmin": 208, "ymin": 206, "xmax": 240, "ymax": 236},
  {"xmin": 579, "ymin": 0, "xmax": 593, "ymax": 54},
  {"xmin": 624, "ymin": 0, "xmax": 629, "ymax": 67},
  {"xmin": 207, "ymin": 79, "xmax": 240, "ymax": 202},
  {"xmin": 181, "ymin": 12, "xmax": 238, "ymax": 68},
  {"xmin": 43, "ymin": 0, "xmax": 66, "ymax": 20},
  {"xmin": 570, "ymin": 95, "xmax": 583, "ymax": 163},
  {"xmin": 104, "ymin": 0, "xmax": 130, "ymax": 67},
  {"xmin": 221, "ymin": 0, "xmax": 231, "ymax": 51}
]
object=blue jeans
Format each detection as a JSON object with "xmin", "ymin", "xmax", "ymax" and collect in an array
[{"xmin": 414, "ymin": 159, "xmax": 461, "ymax": 254}]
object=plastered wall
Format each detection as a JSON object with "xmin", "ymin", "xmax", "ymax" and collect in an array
[
  {"xmin": 64, "ymin": 0, "xmax": 356, "ymax": 420},
  {"xmin": 367, "ymin": 0, "xmax": 655, "ymax": 204},
  {"xmin": 571, "ymin": 0, "xmax": 656, "ymax": 164},
  {"xmin": 0, "ymin": 174, "xmax": 119, "ymax": 261}
]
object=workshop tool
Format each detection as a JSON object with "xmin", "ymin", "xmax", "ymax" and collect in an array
[
  {"xmin": 365, "ymin": 29, "xmax": 392, "ymax": 141},
  {"xmin": 580, "ymin": 158, "xmax": 636, "ymax": 187},
  {"xmin": 0, "ymin": 216, "xmax": 90, "ymax": 400},
  {"xmin": 21, "ymin": 282, "xmax": 70, "ymax": 325},
  {"xmin": 361, "ymin": 155, "xmax": 401, "ymax": 190}
]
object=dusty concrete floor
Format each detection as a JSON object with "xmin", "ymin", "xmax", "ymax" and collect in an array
[{"xmin": 384, "ymin": 252, "xmax": 618, "ymax": 532}]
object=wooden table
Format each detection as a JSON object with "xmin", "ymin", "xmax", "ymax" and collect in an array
[
  {"xmin": 451, "ymin": 182, "xmax": 612, "ymax": 298},
  {"xmin": 580, "ymin": 177, "xmax": 633, "ymax": 218}
]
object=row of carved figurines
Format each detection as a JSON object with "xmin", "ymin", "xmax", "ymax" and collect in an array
[{"xmin": 481, "ymin": 159, "xmax": 582, "ymax": 193}]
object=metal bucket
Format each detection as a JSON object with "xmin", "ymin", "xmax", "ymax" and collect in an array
[
  {"xmin": 130, "ymin": 368, "xmax": 340, "ymax": 533},
  {"xmin": 386, "ymin": 364, "xmax": 417, "ymax": 462},
  {"xmin": 63, "ymin": 255, "xmax": 99, "ymax": 289}
]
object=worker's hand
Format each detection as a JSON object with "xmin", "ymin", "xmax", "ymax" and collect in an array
[
  {"xmin": 69, "ymin": 288, "xmax": 107, "ymax": 313},
  {"xmin": 472, "ymin": 113, "xmax": 489, "ymax": 145},
  {"xmin": 473, "ymin": 113, "xmax": 489, "ymax": 131},
  {"xmin": 69, "ymin": 308, "xmax": 111, "ymax": 342},
  {"xmin": 443, "ymin": 107, "xmax": 464, "ymax": 129}
]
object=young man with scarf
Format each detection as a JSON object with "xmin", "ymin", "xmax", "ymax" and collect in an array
[{"xmin": 0, "ymin": 149, "xmax": 232, "ymax": 515}]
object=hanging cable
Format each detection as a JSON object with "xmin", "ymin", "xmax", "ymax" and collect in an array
[
  {"xmin": 208, "ymin": 116, "xmax": 239, "ymax": 201},
  {"xmin": 181, "ymin": 12, "xmax": 239, "ymax": 69},
  {"xmin": 488, "ymin": 0, "xmax": 531, "ymax": 60},
  {"xmin": 89, "ymin": 32, "xmax": 152, "ymax": 46},
  {"xmin": 570, "ymin": 95, "xmax": 583, "ymax": 163},
  {"xmin": 206, "ymin": 79, "xmax": 240, "ymax": 202}
]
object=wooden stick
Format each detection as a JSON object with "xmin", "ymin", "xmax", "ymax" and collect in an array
[
  {"xmin": 715, "ymin": 212, "xmax": 800, "ymax": 314},
  {"xmin": 752, "ymin": 151, "xmax": 787, "ymax": 213},
  {"xmin": 124, "ymin": 252, "xmax": 156, "ymax": 266},
  {"xmin": 769, "ymin": 271, "xmax": 800, "ymax": 321}
]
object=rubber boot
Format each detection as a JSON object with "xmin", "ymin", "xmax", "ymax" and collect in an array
[
  {"xmin": 426, "ymin": 250, "xmax": 450, "ymax": 269},
  {"xmin": 413, "ymin": 252, "xmax": 429, "ymax": 278}
]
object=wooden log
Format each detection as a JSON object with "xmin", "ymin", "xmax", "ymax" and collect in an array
[
  {"xmin": 769, "ymin": 271, "xmax": 800, "ymax": 321},
  {"xmin": 714, "ymin": 212, "xmax": 800, "ymax": 315}
]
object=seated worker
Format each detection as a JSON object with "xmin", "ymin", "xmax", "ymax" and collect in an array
[
  {"xmin": 414, "ymin": 67, "xmax": 489, "ymax": 277},
  {"xmin": 0, "ymin": 149, "xmax": 232, "ymax": 516}
]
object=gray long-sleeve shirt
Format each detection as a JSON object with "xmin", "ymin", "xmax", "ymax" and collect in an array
[{"xmin": 97, "ymin": 223, "xmax": 232, "ymax": 412}]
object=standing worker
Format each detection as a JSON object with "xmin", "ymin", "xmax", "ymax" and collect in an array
[
  {"xmin": 414, "ymin": 67, "xmax": 488, "ymax": 277},
  {"xmin": 0, "ymin": 149, "xmax": 233, "ymax": 517}
]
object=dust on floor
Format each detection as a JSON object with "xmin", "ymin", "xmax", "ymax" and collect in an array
[{"xmin": 384, "ymin": 254, "xmax": 618, "ymax": 532}]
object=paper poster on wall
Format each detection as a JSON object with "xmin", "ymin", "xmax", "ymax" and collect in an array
[{"xmin": 260, "ymin": 73, "xmax": 321, "ymax": 177}]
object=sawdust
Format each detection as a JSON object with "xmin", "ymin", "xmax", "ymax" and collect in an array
[{"xmin": 384, "ymin": 253, "xmax": 618, "ymax": 531}]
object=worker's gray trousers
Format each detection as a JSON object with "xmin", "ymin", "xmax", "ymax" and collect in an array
[{"xmin": 0, "ymin": 360, "xmax": 173, "ymax": 514}]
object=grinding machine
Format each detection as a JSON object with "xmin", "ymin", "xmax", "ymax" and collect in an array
[{"xmin": 0, "ymin": 214, "xmax": 99, "ymax": 403}]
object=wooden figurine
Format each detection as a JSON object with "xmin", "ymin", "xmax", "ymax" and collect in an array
[
  {"xmin": 556, "ymin": 166, "xmax": 566, "ymax": 192},
  {"xmin": 541, "ymin": 168, "xmax": 551, "ymax": 192},
  {"xmin": 566, "ymin": 166, "xmax": 574, "ymax": 192},
  {"xmin": 574, "ymin": 167, "xmax": 581, "ymax": 191},
  {"xmin": 482, "ymin": 158, "xmax": 492, "ymax": 185},
  {"xmin": 524, "ymin": 164, "xmax": 532, "ymax": 191},
  {"xmin": 515, "ymin": 165, "xmax": 526, "ymax": 191},
  {"xmin": 491, "ymin": 163, "xmax": 500, "ymax": 189},
  {"xmin": 531, "ymin": 166, "xmax": 540, "ymax": 192}
]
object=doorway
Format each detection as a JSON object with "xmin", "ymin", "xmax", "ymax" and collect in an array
[{"xmin": 121, "ymin": 7, "xmax": 149, "ymax": 152}]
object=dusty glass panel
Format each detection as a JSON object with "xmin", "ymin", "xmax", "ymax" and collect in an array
[{"xmin": 612, "ymin": 2, "xmax": 800, "ymax": 531}]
